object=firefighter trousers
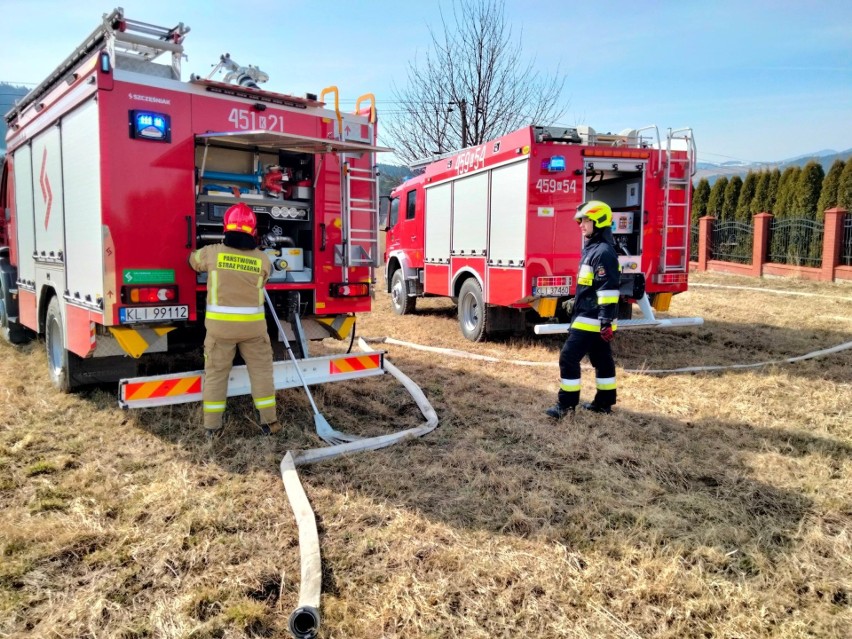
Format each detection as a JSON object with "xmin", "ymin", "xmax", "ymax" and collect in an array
[
  {"xmin": 557, "ymin": 328, "xmax": 617, "ymax": 410},
  {"xmin": 202, "ymin": 332, "xmax": 277, "ymax": 429}
]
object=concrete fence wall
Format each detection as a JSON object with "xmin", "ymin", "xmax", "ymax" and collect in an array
[{"xmin": 692, "ymin": 207, "xmax": 852, "ymax": 283}]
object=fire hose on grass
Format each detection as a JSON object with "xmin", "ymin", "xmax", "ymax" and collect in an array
[
  {"xmin": 275, "ymin": 286, "xmax": 849, "ymax": 637},
  {"xmin": 278, "ymin": 338, "xmax": 439, "ymax": 639},
  {"xmin": 359, "ymin": 336, "xmax": 852, "ymax": 375}
]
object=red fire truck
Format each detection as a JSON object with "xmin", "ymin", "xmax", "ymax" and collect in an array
[
  {"xmin": 384, "ymin": 124, "xmax": 698, "ymax": 341},
  {"xmin": 0, "ymin": 9, "xmax": 390, "ymax": 406}
]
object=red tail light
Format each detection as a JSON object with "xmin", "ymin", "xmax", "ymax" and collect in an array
[
  {"xmin": 535, "ymin": 276, "xmax": 570, "ymax": 288},
  {"xmin": 121, "ymin": 285, "xmax": 178, "ymax": 304},
  {"xmin": 652, "ymin": 273, "xmax": 688, "ymax": 284},
  {"xmin": 329, "ymin": 282, "xmax": 370, "ymax": 297}
]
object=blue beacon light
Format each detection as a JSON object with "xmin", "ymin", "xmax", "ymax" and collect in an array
[{"xmin": 546, "ymin": 155, "xmax": 566, "ymax": 172}]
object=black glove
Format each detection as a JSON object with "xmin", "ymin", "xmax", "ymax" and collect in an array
[{"xmin": 600, "ymin": 321, "xmax": 614, "ymax": 343}]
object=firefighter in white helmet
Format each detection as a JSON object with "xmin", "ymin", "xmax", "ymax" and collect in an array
[
  {"xmin": 189, "ymin": 202, "xmax": 281, "ymax": 438},
  {"xmin": 546, "ymin": 200, "xmax": 620, "ymax": 418}
]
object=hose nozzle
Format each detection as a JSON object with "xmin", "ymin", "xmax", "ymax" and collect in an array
[{"xmin": 288, "ymin": 605, "xmax": 320, "ymax": 639}]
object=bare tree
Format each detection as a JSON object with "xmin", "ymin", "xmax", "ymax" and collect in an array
[{"xmin": 383, "ymin": 0, "xmax": 566, "ymax": 164}]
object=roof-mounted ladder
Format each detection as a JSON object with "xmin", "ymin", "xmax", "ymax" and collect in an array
[{"xmin": 5, "ymin": 7, "xmax": 189, "ymax": 124}]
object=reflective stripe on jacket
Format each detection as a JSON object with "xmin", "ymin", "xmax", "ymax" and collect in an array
[
  {"xmin": 189, "ymin": 243, "xmax": 272, "ymax": 325},
  {"xmin": 570, "ymin": 234, "xmax": 621, "ymax": 333}
]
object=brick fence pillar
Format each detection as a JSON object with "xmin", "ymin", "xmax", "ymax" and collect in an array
[
  {"xmin": 752, "ymin": 212, "xmax": 773, "ymax": 278},
  {"xmin": 697, "ymin": 216, "xmax": 714, "ymax": 271},
  {"xmin": 822, "ymin": 207, "xmax": 847, "ymax": 281}
]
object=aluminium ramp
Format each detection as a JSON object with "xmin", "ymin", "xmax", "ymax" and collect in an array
[
  {"xmin": 119, "ymin": 350, "xmax": 385, "ymax": 409},
  {"xmin": 533, "ymin": 294, "xmax": 703, "ymax": 335}
]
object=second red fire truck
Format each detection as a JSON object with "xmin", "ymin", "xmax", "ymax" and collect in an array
[{"xmin": 384, "ymin": 124, "xmax": 698, "ymax": 341}]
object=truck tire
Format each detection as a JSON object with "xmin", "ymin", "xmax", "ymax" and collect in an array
[
  {"xmin": 45, "ymin": 297, "xmax": 84, "ymax": 393},
  {"xmin": 390, "ymin": 269, "xmax": 416, "ymax": 315},
  {"xmin": 458, "ymin": 278, "xmax": 487, "ymax": 342}
]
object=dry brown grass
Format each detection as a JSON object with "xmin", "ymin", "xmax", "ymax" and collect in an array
[{"xmin": 1, "ymin": 270, "xmax": 850, "ymax": 638}]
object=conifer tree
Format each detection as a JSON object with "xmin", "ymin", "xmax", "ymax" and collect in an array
[
  {"xmin": 774, "ymin": 166, "xmax": 800, "ymax": 218},
  {"xmin": 767, "ymin": 168, "xmax": 781, "ymax": 213},
  {"xmin": 707, "ymin": 177, "xmax": 727, "ymax": 218},
  {"xmin": 817, "ymin": 159, "xmax": 845, "ymax": 215},
  {"xmin": 788, "ymin": 161, "xmax": 824, "ymax": 262},
  {"xmin": 795, "ymin": 161, "xmax": 824, "ymax": 219},
  {"xmin": 751, "ymin": 171, "xmax": 770, "ymax": 215},
  {"xmin": 722, "ymin": 175, "xmax": 742, "ymax": 221},
  {"xmin": 692, "ymin": 178, "xmax": 710, "ymax": 223},
  {"xmin": 769, "ymin": 167, "xmax": 801, "ymax": 262},
  {"xmin": 839, "ymin": 160, "xmax": 852, "ymax": 210},
  {"xmin": 735, "ymin": 171, "xmax": 758, "ymax": 220}
]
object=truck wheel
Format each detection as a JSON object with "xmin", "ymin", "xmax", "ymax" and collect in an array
[
  {"xmin": 45, "ymin": 297, "xmax": 84, "ymax": 393},
  {"xmin": 458, "ymin": 278, "xmax": 487, "ymax": 342},
  {"xmin": 390, "ymin": 269, "xmax": 416, "ymax": 315}
]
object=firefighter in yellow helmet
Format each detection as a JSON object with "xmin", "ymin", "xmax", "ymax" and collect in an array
[
  {"xmin": 189, "ymin": 202, "xmax": 281, "ymax": 438},
  {"xmin": 546, "ymin": 200, "xmax": 620, "ymax": 418}
]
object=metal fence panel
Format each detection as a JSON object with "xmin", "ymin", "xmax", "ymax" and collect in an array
[
  {"xmin": 843, "ymin": 216, "xmax": 852, "ymax": 267},
  {"xmin": 711, "ymin": 221, "xmax": 753, "ymax": 264},
  {"xmin": 691, "ymin": 225, "xmax": 699, "ymax": 262},
  {"xmin": 768, "ymin": 218, "xmax": 824, "ymax": 267}
]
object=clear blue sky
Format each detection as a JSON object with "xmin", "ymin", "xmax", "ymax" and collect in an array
[{"xmin": 1, "ymin": 0, "xmax": 850, "ymax": 164}]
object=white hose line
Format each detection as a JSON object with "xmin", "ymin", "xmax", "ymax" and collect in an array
[
  {"xmin": 362, "ymin": 336, "xmax": 852, "ymax": 376},
  {"xmin": 280, "ymin": 452, "xmax": 322, "ymax": 638},
  {"xmin": 624, "ymin": 339, "xmax": 852, "ymax": 375},
  {"xmin": 363, "ymin": 336, "xmax": 558, "ymax": 367},
  {"xmin": 279, "ymin": 330, "xmax": 848, "ymax": 636},
  {"xmin": 690, "ymin": 282, "xmax": 852, "ymax": 301},
  {"xmin": 279, "ymin": 339, "xmax": 439, "ymax": 639}
]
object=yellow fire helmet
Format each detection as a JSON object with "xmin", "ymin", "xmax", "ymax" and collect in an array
[{"xmin": 574, "ymin": 200, "xmax": 613, "ymax": 228}]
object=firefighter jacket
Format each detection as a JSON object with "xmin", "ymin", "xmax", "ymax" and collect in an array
[
  {"xmin": 570, "ymin": 230, "xmax": 620, "ymax": 333},
  {"xmin": 189, "ymin": 243, "xmax": 272, "ymax": 339}
]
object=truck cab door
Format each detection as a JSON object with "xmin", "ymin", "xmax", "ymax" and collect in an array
[
  {"xmin": 386, "ymin": 188, "xmax": 422, "ymax": 267},
  {"xmin": 385, "ymin": 195, "xmax": 401, "ymax": 256}
]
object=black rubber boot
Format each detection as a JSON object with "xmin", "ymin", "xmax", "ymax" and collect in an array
[
  {"xmin": 581, "ymin": 402, "xmax": 612, "ymax": 414},
  {"xmin": 545, "ymin": 405, "xmax": 574, "ymax": 419}
]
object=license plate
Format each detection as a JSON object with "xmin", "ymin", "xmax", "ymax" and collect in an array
[
  {"xmin": 534, "ymin": 285, "xmax": 571, "ymax": 296},
  {"xmin": 120, "ymin": 305, "xmax": 188, "ymax": 324}
]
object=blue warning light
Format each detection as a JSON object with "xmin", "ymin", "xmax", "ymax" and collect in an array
[{"xmin": 129, "ymin": 110, "xmax": 171, "ymax": 142}]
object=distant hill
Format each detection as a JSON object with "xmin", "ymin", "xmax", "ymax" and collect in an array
[{"xmin": 696, "ymin": 148, "xmax": 852, "ymax": 184}]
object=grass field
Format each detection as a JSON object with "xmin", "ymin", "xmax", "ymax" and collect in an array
[{"xmin": 1, "ymin": 271, "xmax": 850, "ymax": 638}]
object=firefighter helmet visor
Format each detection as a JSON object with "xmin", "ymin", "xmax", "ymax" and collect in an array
[
  {"xmin": 574, "ymin": 200, "xmax": 613, "ymax": 229},
  {"xmin": 223, "ymin": 202, "xmax": 257, "ymax": 237}
]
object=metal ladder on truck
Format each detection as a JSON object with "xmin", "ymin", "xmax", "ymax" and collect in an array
[
  {"xmin": 340, "ymin": 95, "xmax": 381, "ymax": 280},
  {"xmin": 660, "ymin": 128, "xmax": 696, "ymax": 274},
  {"xmin": 7, "ymin": 9, "xmax": 189, "ymax": 125}
]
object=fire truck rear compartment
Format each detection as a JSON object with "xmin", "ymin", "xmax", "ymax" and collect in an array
[
  {"xmin": 582, "ymin": 160, "xmax": 647, "ymax": 318},
  {"xmin": 195, "ymin": 143, "xmax": 315, "ymax": 281},
  {"xmin": 194, "ymin": 141, "xmax": 318, "ymax": 338}
]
